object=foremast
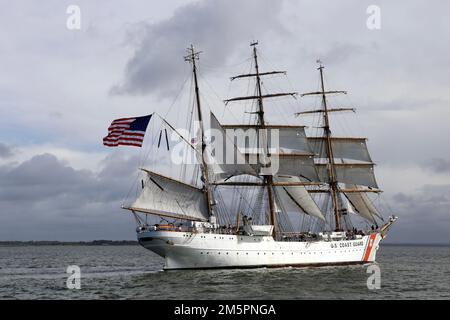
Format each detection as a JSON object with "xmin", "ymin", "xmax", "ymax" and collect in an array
[
  {"xmin": 184, "ymin": 45, "xmax": 213, "ymax": 217},
  {"xmin": 225, "ymin": 42, "xmax": 297, "ymax": 237}
]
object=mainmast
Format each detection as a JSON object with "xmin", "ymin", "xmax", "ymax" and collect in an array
[
  {"xmin": 318, "ymin": 63, "xmax": 341, "ymax": 231},
  {"xmin": 184, "ymin": 45, "xmax": 213, "ymax": 216},
  {"xmin": 225, "ymin": 42, "xmax": 297, "ymax": 237}
]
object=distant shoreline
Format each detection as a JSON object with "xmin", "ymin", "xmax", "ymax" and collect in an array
[
  {"xmin": 0, "ymin": 240, "xmax": 138, "ymax": 246},
  {"xmin": 0, "ymin": 241, "xmax": 449, "ymax": 247}
]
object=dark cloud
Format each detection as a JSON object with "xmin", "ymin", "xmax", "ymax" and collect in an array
[
  {"xmin": 422, "ymin": 158, "xmax": 450, "ymax": 174},
  {"xmin": 385, "ymin": 184, "xmax": 450, "ymax": 244},
  {"xmin": 111, "ymin": 0, "xmax": 284, "ymax": 97},
  {"xmin": 0, "ymin": 152, "xmax": 142, "ymax": 240},
  {"xmin": 0, "ymin": 143, "xmax": 15, "ymax": 158}
]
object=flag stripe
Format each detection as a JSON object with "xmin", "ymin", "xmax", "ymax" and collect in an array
[
  {"xmin": 107, "ymin": 132, "xmax": 145, "ymax": 137},
  {"xmin": 103, "ymin": 141, "xmax": 143, "ymax": 147},
  {"xmin": 103, "ymin": 136, "xmax": 144, "ymax": 143}
]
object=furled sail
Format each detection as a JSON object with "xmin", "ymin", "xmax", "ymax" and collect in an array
[
  {"xmin": 308, "ymin": 137, "xmax": 372, "ymax": 162},
  {"xmin": 315, "ymin": 163, "xmax": 378, "ymax": 188},
  {"xmin": 128, "ymin": 169, "xmax": 209, "ymax": 221},
  {"xmin": 274, "ymin": 176, "xmax": 325, "ymax": 220},
  {"xmin": 344, "ymin": 184, "xmax": 382, "ymax": 223}
]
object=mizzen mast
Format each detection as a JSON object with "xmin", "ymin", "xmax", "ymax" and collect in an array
[
  {"xmin": 298, "ymin": 62, "xmax": 350, "ymax": 231},
  {"xmin": 184, "ymin": 45, "xmax": 213, "ymax": 216}
]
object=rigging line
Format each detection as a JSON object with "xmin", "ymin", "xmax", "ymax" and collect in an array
[
  {"xmin": 234, "ymin": 183, "xmax": 260, "ymax": 217},
  {"xmin": 196, "ymin": 70, "xmax": 244, "ymax": 132},
  {"xmin": 207, "ymin": 56, "xmax": 251, "ymax": 122},
  {"xmin": 182, "ymin": 75, "xmax": 196, "ymax": 182},
  {"xmin": 228, "ymin": 56, "xmax": 255, "ymax": 125},
  {"xmin": 129, "ymin": 120, "xmax": 159, "ymax": 207},
  {"xmin": 260, "ymin": 81, "xmax": 292, "ymax": 125},
  {"xmin": 139, "ymin": 66, "xmax": 190, "ymax": 183},
  {"xmin": 140, "ymin": 116, "xmax": 169, "ymax": 174},
  {"xmin": 162, "ymin": 65, "xmax": 191, "ymax": 121},
  {"xmin": 197, "ymin": 73, "xmax": 225, "ymax": 111},
  {"xmin": 139, "ymin": 113, "xmax": 161, "ymax": 170},
  {"xmin": 259, "ymin": 54, "xmax": 298, "ymax": 125},
  {"xmin": 245, "ymin": 58, "xmax": 255, "ymax": 118}
]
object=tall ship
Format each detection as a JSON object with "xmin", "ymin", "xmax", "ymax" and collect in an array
[{"xmin": 118, "ymin": 43, "xmax": 397, "ymax": 270}]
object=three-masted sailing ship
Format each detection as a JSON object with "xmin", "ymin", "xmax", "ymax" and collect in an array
[{"xmin": 121, "ymin": 43, "xmax": 397, "ymax": 270}]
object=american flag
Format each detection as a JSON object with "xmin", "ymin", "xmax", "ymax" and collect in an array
[{"xmin": 103, "ymin": 114, "xmax": 152, "ymax": 147}]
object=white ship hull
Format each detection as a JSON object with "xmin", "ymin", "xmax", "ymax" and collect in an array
[{"xmin": 137, "ymin": 230, "xmax": 382, "ymax": 270}]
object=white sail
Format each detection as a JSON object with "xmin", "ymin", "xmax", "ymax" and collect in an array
[
  {"xmin": 216, "ymin": 122, "xmax": 318, "ymax": 180},
  {"xmin": 209, "ymin": 113, "xmax": 256, "ymax": 180},
  {"xmin": 316, "ymin": 163, "xmax": 378, "ymax": 188},
  {"xmin": 308, "ymin": 137, "xmax": 372, "ymax": 162},
  {"xmin": 132, "ymin": 44, "xmax": 393, "ymax": 271},
  {"xmin": 130, "ymin": 169, "xmax": 209, "ymax": 221},
  {"xmin": 346, "ymin": 198, "xmax": 356, "ymax": 214},
  {"xmin": 274, "ymin": 176, "xmax": 325, "ymax": 221},
  {"xmin": 258, "ymin": 154, "xmax": 319, "ymax": 181},
  {"xmin": 223, "ymin": 124, "xmax": 311, "ymax": 154},
  {"xmin": 344, "ymin": 184, "xmax": 382, "ymax": 223}
]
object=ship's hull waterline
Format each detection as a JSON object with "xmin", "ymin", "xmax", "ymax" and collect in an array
[{"xmin": 137, "ymin": 230, "xmax": 382, "ymax": 270}]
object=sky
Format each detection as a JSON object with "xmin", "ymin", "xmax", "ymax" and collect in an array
[{"xmin": 1, "ymin": 0, "xmax": 450, "ymax": 243}]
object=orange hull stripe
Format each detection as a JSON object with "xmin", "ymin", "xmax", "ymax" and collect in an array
[{"xmin": 363, "ymin": 234, "xmax": 377, "ymax": 262}]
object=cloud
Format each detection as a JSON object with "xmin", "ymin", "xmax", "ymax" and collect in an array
[
  {"xmin": 0, "ymin": 152, "xmax": 142, "ymax": 240},
  {"xmin": 0, "ymin": 143, "xmax": 15, "ymax": 158},
  {"xmin": 422, "ymin": 158, "xmax": 450, "ymax": 174},
  {"xmin": 320, "ymin": 42, "xmax": 367, "ymax": 65},
  {"xmin": 385, "ymin": 184, "xmax": 450, "ymax": 244},
  {"xmin": 1, "ymin": 1, "xmax": 450, "ymax": 243},
  {"xmin": 111, "ymin": 0, "xmax": 284, "ymax": 97}
]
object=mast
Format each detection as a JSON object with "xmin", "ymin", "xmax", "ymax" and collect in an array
[
  {"xmin": 184, "ymin": 45, "xmax": 213, "ymax": 217},
  {"xmin": 225, "ymin": 42, "xmax": 297, "ymax": 237},
  {"xmin": 251, "ymin": 43, "xmax": 277, "ymax": 237},
  {"xmin": 297, "ymin": 62, "xmax": 384, "ymax": 229},
  {"xmin": 317, "ymin": 63, "xmax": 341, "ymax": 231}
]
